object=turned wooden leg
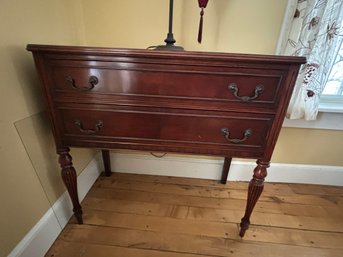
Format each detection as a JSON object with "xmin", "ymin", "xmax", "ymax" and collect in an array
[
  {"xmin": 239, "ymin": 159, "xmax": 269, "ymax": 237},
  {"xmin": 220, "ymin": 157, "xmax": 232, "ymax": 184},
  {"xmin": 57, "ymin": 148, "xmax": 83, "ymax": 224},
  {"xmin": 102, "ymin": 150, "xmax": 112, "ymax": 177}
]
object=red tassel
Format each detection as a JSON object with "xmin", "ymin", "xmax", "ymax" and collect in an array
[
  {"xmin": 198, "ymin": 0, "xmax": 209, "ymax": 8},
  {"xmin": 197, "ymin": 0, "xmax": 209, "ymax": 44},
  {"xmin": 198, "ymin": 8, "xmax": 204, "ymax": 43}
]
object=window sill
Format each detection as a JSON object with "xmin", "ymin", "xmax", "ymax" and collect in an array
[
  {"xmin": 283, "ymin": 111, "xmax": 343, "ymax": 131},
  {"xmin": 283, "ymin": 96, "xmax": 343, "ymax": 131}
]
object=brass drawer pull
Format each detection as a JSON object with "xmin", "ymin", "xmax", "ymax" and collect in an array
[
  {"xmin": 228, "ymin": 83, "xmax": 264, "ymax": 102},
  {"xmin": 66, "ymin": 75, "xmax": 99, "ymax": 91},
  {"xmin": 221, "ymin": 128, "xmax": 252, "ymax": 144},
  {"xmin": 74, "ymin": 120, "xmax": 103, "ymax": 135}
]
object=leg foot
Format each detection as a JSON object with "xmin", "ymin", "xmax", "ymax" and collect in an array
[
  {"xmin": 74, "ymin": 208, "xmax": 83, "ymax": 224},
  {"xmin": 220, "ymin": 157, "xmax": 232, "ymax": 184},
  {"xmin": 239, "ymin": 219, "xmax": 250, "ymax": 237},
  {"xmin": 239, "ymin": 159, "xmax": 269, "ymax": 237},
  {"xmin": 58, "ymin": 148, "xmax": 83, "ymax": 224},
  {"xmin": 102, "ymin": 150, "xmax": 112, "ymax": 177}
]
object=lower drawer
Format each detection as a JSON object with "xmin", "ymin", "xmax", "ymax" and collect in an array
[{"xmin": 57, "ymin": 107, "xmax": 273, "ymax": 154}]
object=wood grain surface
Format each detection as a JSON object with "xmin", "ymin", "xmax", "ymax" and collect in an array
[{"xmin": 45, "ymin": 173, "xmax": 343, "ymax": 257}]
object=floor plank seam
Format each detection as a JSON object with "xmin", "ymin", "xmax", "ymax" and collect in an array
[
  {"xmin": 53, "ymin": 239, "xmax": 225, "ymax": 257},
  {"xmin": 248, "ymin": 223, "xmax": 343, "ymax": 234},
  {"xmin": 66, "ymin": 222, "xmax": 343, "ymax": 250},
  {"xmin": 57, "ymin": 228, "xmax": 341, "ymax": 253},
  {"xmin": 47, "ymin": 174, "xmax": 343, "ymax": 257},
  {"xmin": 90, "ymin": 186, "xmax": 342, "ymax": 208}
]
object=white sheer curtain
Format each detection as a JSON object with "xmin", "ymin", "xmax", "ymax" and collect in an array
[{"xmin": 280, "ymin": 0, "xmax": 343, "ymax": 120}]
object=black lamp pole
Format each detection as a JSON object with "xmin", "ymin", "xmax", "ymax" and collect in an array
[
  {"xmin": 154, "ymin": 0, "xmax": 184, "ymax": 51},
  {"xmin": 165, "ymin": 0, "xmax": 176, "ymax": 46}
]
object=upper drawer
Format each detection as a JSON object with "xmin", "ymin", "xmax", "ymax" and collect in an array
[{"xmin": 48, "ymin": 61, "xmax": 286, "ymax": 110}]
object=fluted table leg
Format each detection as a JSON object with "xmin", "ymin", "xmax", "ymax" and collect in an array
[
  {"xmin": 239, "ymin": 159, "xmax": 269, "ymax": 237},
  {"xmin": 57, "ymin": 148, "xmax": 83, "ymax": 224}
]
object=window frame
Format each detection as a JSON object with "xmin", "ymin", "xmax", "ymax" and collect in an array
[{"xmin": 318, "ymin": 95, "xmax": 343, "ymax": 113}]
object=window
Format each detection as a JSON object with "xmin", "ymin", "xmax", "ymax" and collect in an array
[
  {"xmin": 322, "ymin": 40, "xmax": 343, "ymax": 96},
  {"xmin": 319, "ymin": 27, "xmax": 343, "ymax": 113}
]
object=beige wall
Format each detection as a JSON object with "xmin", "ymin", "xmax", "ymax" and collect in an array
[
  {"xmin": 82, "ymin": 0, "xmax": 287, "ymax": 54},
  {"xmin": 2, "ymin": 0, "xmax": 342, "ymax": 256},
  {"xmin": 180, "ymin": 0, "xmax": 288, "ymax": 53},
  {"xmin": 82, "ymin": 0, "xmax": 184, "ymax": 49},
  {"xmin": 273, "ymin": 128, "xmax": 343, "ymax": 166},
  {"xmin": 0, "ymin": 1, "xmax": 95, "ymax": 256}
]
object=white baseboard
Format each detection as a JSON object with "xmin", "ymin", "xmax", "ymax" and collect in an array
[
  {"xmin": 8, "ymin": 157, "xmax": 102, "ymax": 257},
  {"xmin": 9, "ymin": 151, "xmax": 342, "ymax": 257},
  {"xmin": 109, "ymin": 152, "xmax": 343, "ymax": 186},
  {"xmin": 7, "ymin": 209, "xmax": 61, "ymax": 257}
]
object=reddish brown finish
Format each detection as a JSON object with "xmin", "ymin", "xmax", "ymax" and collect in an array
[
  {"xmin": 239, "ymin": 159, "xmax": 269, "ymax": 237},
  {"xmin": 50, "ymin": 64, "xmax": 282, "ymax": 105},
  {"xmin": 101, "ymin": 150, "xmax": 112, "ymax": 177},
  {"xmin": 220, "ymin": 157, "xmax": 232, "ymax": 184},
  {"xmin": 58, "ymin": 106, "xmax": 273, "ymax": 154},
  {"xmin": 27, "ymin": 44, "xmax": 305, "ymax": 237},
  {"xmin": 57, "ymin": 147, "xmax": 83, "ymax": 224}
]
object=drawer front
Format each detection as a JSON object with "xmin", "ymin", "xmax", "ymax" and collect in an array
[
  {"xmin": 49, "ymin": 63, "xmax": 285, "ymax": 108},
  {"xmin": 57, "ymin": 107, "xmax": 273, "ymax": 152}
]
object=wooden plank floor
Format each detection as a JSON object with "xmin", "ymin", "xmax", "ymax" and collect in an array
[{"xmin": 46, "ymin": 173, "xmax": 343, "ymax": 257}]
